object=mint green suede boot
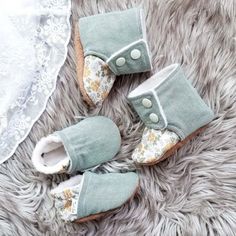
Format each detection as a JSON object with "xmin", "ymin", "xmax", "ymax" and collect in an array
[
  {"xmin": 128, "ymin": 64, "xmax": 214, "ymax": 165},
  {"xmin": 75, "ymin": 8, "xmax": 152, "ymax": 106}
]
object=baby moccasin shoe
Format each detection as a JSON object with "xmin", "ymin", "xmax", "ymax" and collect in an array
[
  {"xmin": 128, "ymin": 64, "xmax": 214, "ymax": 165},
  {"xmin": 50, "ymin": 171, "xmax": 139, "ymax": 223},
  {"xmin": 32, "ymin": 116, "xmax": 121, "ymax": 174},
  {"xmin": 74, "ymin": 8, "xmax": 152, "ymax": 106}
]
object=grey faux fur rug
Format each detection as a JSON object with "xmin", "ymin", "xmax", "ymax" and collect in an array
[{"xmin": 1, "ymin": 0, "xmax": 236, "ymax": 235}]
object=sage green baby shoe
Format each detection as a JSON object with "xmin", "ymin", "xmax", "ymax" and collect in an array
[
  {"xmin": 50, "ymin": 171, "xmax": 139, "ymax": 223},
  {"xmin": 31, "ymin": 116, "xmax": 121, "ymax": 174},
  {"xmin": 75, "ymin": 8, "xmax": 152, "ymax": 106},
  {"xmin": 128, "ymin": 64, "xmax": 214, "ymax": 165}
]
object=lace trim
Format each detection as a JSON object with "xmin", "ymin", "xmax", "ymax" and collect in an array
[{"xmin": 0, "ymin": 0, "xmax": 71, "ymax": 163}]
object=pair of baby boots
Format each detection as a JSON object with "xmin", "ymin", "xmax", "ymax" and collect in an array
[
  {"xmin": 32, "ymin": 7, "xmax": 214, "ymax": 224},
  {"xmin": 32, "ymin": 116, "xmax": 139, "ymax": 223},
  {"xmin": 74, "ymin": 8, "xmax": 214, "ymax": 165}
]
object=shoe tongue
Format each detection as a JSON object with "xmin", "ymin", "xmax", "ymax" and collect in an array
[{"xmin": 82, "ymin": 55, "xmax": 116, "ymax": 106}]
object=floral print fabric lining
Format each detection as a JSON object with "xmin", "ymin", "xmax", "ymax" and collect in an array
[
  {"xmin": 83, "ymin": 55, "xmax": 116, "ymax": 106},
  {"xmin": 132, "ymin": 127, "xmax": 180, "ymax": 164},
  {"xmin": 51, "ymin": 185, "xmax": 81, "ymax": 222}
]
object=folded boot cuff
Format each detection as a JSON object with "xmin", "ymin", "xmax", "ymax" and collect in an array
[
  {"xmin": 128, "ymin": 64, "xmax": 214, "ymax": 140},
  {"xmin": 78, "ymin": 8, "xmax": 152, "ymax": 75},
  {"xmin": 54, "ymin": 130, "xmax": 77, "ymax": 174}
]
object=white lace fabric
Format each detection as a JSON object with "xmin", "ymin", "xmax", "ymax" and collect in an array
[{"xmin": 0, "ymin": 0, "xmax": 71, "ymax": 163}]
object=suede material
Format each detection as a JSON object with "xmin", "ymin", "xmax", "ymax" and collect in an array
[
  {"xmin": 128, "ymin": 64, "xmax": 214, "ymax": 140},
  {"xmin": 77, "ymin": 171, "xmax": 139, "ymax": 219},
  {"xmin": 55, "ymin": 116, "xmax": 121, "ymax": 173},
  {"xmin": 108, "ymin": 40, "xmax": 151, "ymax": 75},
  {"xmin": 78, "ymin": 8, "xmax": 152, "ymax": 75}
]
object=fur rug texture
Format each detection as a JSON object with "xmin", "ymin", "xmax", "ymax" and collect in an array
[{"xmin": 0, "ymin": 0, "xmax": 236, "ymax": 235}]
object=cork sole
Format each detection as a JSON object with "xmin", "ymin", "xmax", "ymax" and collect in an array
[
  {"xmin": 74, "ymin": 183, "xmax": 140, "ymax": 224},
  {"xmin": 138, "ymin": 125, "xmax": 208, "ymax": 166},
  {"xmin": 74, "ymin": 24, "xmax": 95, "ymax": 107}
]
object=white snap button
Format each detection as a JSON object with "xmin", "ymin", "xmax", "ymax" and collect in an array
[
  {"xmin": 149, "ymin": 113, "xmax": 159, "ymax": 123},
  {"xmin": 130, "ymin": 49, "xmax": 141, "ymax": 60},
  {"xmin": 142, "ymin": 98, "xmax": 152, "ymax": 108},
  {"xmin": 116, "ymin": 57, "xmax": 126, "ymax": 66}
]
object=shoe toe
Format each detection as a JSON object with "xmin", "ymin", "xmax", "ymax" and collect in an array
[
  {"xmin": 132, "ymin": 127, "xmax": 179, "ymax": 164},
  {"xmin": 82, "ymin": 55, "xmax": 116, "ymax": 106}
]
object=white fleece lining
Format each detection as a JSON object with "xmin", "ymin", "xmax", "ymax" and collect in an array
[
  {"xmin": 32, "ymin": 134, "xmax": 70, "ymax": 174},
  {"xmin": 50, "ymin": 174, "xmax": 84, "ymax": 195},
  {"xmin": 128, "ymin": 64, "xmax": 179, "ymax": 98},
  {"xmin": 140, "ymin": 9, "xmax": 153, "ymax": 69},
  {"xmin": 140, "ymin": 9, "xmax": 147, "ymax": 41}
]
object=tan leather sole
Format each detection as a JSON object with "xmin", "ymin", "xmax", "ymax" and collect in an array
[
  {"xmin": 138, "ymin": 125, "xmax": 208, "ymax": 166},
  {"xmin": 74, "ymin": 24, "xmax": 95, "ymax": 107},
  {"xmin": 75, "ymin": 183, "xmax": 140, "ymax": 224}
]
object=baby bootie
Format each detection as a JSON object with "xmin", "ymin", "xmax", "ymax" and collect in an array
[
  {"xmin": 128, "ymin": 64, "xmax": 214, "ymax": 165},
  {"xmin": 75, "ymin": 8, "xmax": 152, "ymax": 106},
  {"xmin": 32, "ymin": 116, "xmax": 121, "ymax": 174},
  {"xmin": 50, "ymin": 171, "xmax": 139, "ymax": 223}
]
